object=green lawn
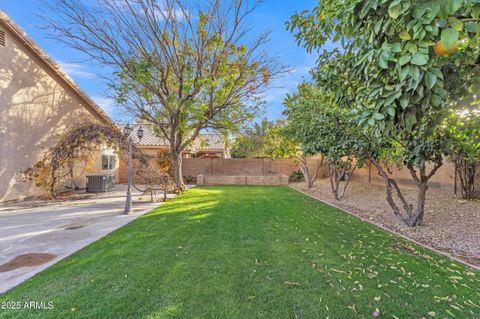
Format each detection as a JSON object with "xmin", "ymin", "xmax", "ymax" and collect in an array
[{"xmin": 1, "ymin": 186, "xmax": 479, "ymax": 318}]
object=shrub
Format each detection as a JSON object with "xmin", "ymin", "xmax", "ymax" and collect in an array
[
  {"xmin": 289, "ymin": 170, "xmax": 304, "ymax": 182},
  {"xmin": 183, "ymin": 176, "xmax": 196, "ymax": 184}
]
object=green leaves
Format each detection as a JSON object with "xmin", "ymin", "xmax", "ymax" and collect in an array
[
  {"xmin": 283, "ymin": 80, "xmax": 377, "ymax": 168},
  {"xmin": 373, "ymin": 112, "xmax": 385, "ymax": 120},
  {"xmin": 391, "ymin": 42, "xmax": 402, "ymax": 53},
  {"xmin": 446, "ymin": 110, "xmax": 480, "ymax": 198},
  {"xmin": 288, "ymin": 0, "xmax": 480, "ymax": 167},
  {"xmin": 388, "ymin": 1, "xmax": 402, "ymax": 19},
  {"xmin": 405, "ymin": 112, "xmax": 417, "ymax": 130},
  {"xmin": 448, "ymin": 0, "xmax": 463, "ymax": 14},
  {"xmin": 400, "ymin": 96, "xmax": 410, "ymax": 109},
  {"xmin": 386, "ymin": 106, "xmax": 396, "ymax": 117},
  {"xmin": 466, "ymin": 22, "xmax": 478, "ymax": 34},
  {"xmin": 400, "ymin": 31, "xmax": 411, "ymax": 40},
  {"xmin": 432, "ymin": 94, "xmax": 443, "ymax": 107},
  {"xmin": 441, "ymin": 28, "xmax": 459, "ymax": 49},
  {"xmin": 425, "ymin": 72, "xmax": 437, "ymax": 90},
  {"xmin": 448, "ymin": 17, "xmax": 463, "ymax": 31},
  {"xmin": 399, "ymin": 55, "xmax": 411, "ymax": 66},
  {"xmin": 411, "ymin": 53, "xmax": 428, "ymax": 66},
  {"xmin": 379, "ymin": 57, "xmax": 389, "ymax": 69}
]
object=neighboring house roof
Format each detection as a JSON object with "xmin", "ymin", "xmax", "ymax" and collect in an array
[
  {"xmin": 193, "ymin": 133, "xmax": 226, "ymax": 151},
  {"xmin": 126, "ymin": 124, "xmax": 169, "ymax": 146},
  {"xmin": 0, "ymin": 10, "xmax": 117, "ymax": 128},
  {"xmin": 120, "ymin": 124, "xmax": 227, "ymax": 153}
]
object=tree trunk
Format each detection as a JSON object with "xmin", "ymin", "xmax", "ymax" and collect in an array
[
  {"xmin": 370, "ymin": 159, "xmax": 442, "ymax": 227},
  {"xmin": 412, "ymin": 182, "xmax": 428, "ymax": 226},
  {"xmin": 299, "ymin": 156, "xmax": 324, "ymax": 188},
  {"xmin": 456, "ymin": 159, "xmax": 477, "ymax": 200},
  {"xmin": 299, "ymin": 159, "xmax": 311, "ymax": 188},
  {"xmin": 299, "ymin": 156, "xmax": 312, "ymax": 188},
  {"xmin": 171, "ymin": 151, "xmax": 185, "ymax": 192},
  {"xmin": 329, "ymin": 161, "xmax": 355, "ymax": 200}
]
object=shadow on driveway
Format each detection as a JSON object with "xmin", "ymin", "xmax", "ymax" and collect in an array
[{"xmin": 0, "ymin": 185, "xmax": 177, "ymax": 294}]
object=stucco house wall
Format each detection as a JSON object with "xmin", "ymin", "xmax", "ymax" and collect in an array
[{"xmin": 0, "ymin": 11, "xmax": 118, "ymax": 202}]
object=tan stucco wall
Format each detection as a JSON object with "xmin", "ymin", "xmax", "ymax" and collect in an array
[
  {"xmin": 70, "ymin": 147, "xmax": 119, "ymax": 188},
  {"xmin": 0, "ymin": 24, "xmax": 113, "ymax": 201},
  {"xmin": 354, "ymin": 159, "xmax": 456, "ymax": 194},
  {"xmin": 181, "ymin": 158, "xmax": 327, "ymax": 178},
  {"xmin": 197, "ymin": 174, "xmax": 289, "ymax": 186},
  {"xmin": 92, "ymin": 146, "xmax": 120, "ymax": 182}
]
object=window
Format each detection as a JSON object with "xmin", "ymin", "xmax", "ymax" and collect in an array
[
  {"xmin": 102, "ymin": 155, "xmax": 116, "ymax": 170},
  {"xmin": 109, "ymin": 155, "xmax": 116, "ymax": 170},
  {"xmin": 0, "ymin": 30, "xmax": 5, "ymax": 46},
  {"xmin": 102, "ymin": 155, "xmax": 109, "ymax": 170}
]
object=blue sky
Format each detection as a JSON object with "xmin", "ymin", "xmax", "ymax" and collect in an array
[{"xmin": 1, "ymin": 0, "xmax": 322, "ymax": 122}]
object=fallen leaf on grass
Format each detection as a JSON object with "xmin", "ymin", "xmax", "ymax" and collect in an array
[{"xmin": 284, "ymin": 281, "xmax": 300, "ymax": 287}]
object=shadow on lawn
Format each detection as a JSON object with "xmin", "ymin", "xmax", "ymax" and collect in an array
[
  {"xmin": 52, "ymin": 189, "xmax": 224, "ymax": 270},
  {"xmin": 2, "ymin": 186, "xmax": 480, "ymax": 319}
]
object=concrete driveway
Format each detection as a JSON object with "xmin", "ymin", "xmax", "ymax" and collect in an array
[{"xmin": 0, "ymin": 186, "xmax": 170, "ymax": 294}]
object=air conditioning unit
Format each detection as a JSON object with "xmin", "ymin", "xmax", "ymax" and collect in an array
[{"xmin": 86, "ymin": 175, "xmax": 115, "ymax": 193}]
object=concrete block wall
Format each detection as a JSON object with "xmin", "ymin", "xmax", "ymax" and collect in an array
[
  {"xmin": 182, "ymin": 158, "xmax": 327, "ymax": 178},
  {"xmin": 197, "ymin": 175, "xmax": 289, "ymax": 186},
  {"xmin": 120, "ymin": 156, "xmax": 460, "ymax": 195},
  {"xmin": 354, "ymin": 160, "xmax": 457, "ymax": 194}
]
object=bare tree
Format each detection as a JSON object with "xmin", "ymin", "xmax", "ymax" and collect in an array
[{"xmin": 44, "ymin": 0, "xmax": 287, "ymax": 190}]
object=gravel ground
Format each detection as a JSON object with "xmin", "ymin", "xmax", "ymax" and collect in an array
[{"xmin": 292, "ymin": 178, "xmax": 480, "ymax": 268}]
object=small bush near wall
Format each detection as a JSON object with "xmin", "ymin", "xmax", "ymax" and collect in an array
[
  {"xmin": 183, "ymin": 175, "xmax": 196, "ymax": 185},
  {"xmin": 289, "ymin": 170, "xmax": 304, "ymax": 182}
]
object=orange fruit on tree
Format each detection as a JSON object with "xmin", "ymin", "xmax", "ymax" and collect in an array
[{"xmin": 434, "ymin": 40, "xmax": 458, "ymax": 57}]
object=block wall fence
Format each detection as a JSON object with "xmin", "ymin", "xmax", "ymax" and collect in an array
[
  {"xmin": 120, "ymin": 158, "xmax": 328, "ymax": 184},
  {"xmin": 353, "ymin": 160, "xmax": 459, "ymax": 194},
  {"xmin": 181, "ymin": 158, "xmax": 327, "ymax": 177},
  {"xmin": 120, "ymin": 157, "xmax": 469, "ymax": 195}
]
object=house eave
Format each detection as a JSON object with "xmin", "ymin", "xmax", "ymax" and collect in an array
[{"xmin": 0, "ymin": 10, "xmax": 118, "ymax": 130}]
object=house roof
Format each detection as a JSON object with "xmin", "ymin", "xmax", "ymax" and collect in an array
[
  {"xmin": 0, "ymin": 10, "xmax": 117, "ymax": 128},
  {"xmin": 120, "ymin": 124, "xmax": 226, "ymax": 152},
  {"xmin": 193, "ymin": 133, "xmax": 226, "ymax": 151}
]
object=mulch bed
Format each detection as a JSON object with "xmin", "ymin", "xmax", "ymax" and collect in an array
[{"xmin": 292, "ymin": 178, "xmax": 480, "ymax": 268}]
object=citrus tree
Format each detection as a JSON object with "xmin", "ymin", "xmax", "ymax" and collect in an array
[
  {"xmin": 261, "ymin": 120, "xmax": 324, "ymax": 189},
  {"xmin": 288, "ymin": 0, "xmax": 480, "ymax": 226},
  {"xmin": 447, "ymin": 110, "xmax": 480, "ymax": 199},
  {"xmin": 283, "ymin": 82, "xmax": 376, "ymax": 199}
]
